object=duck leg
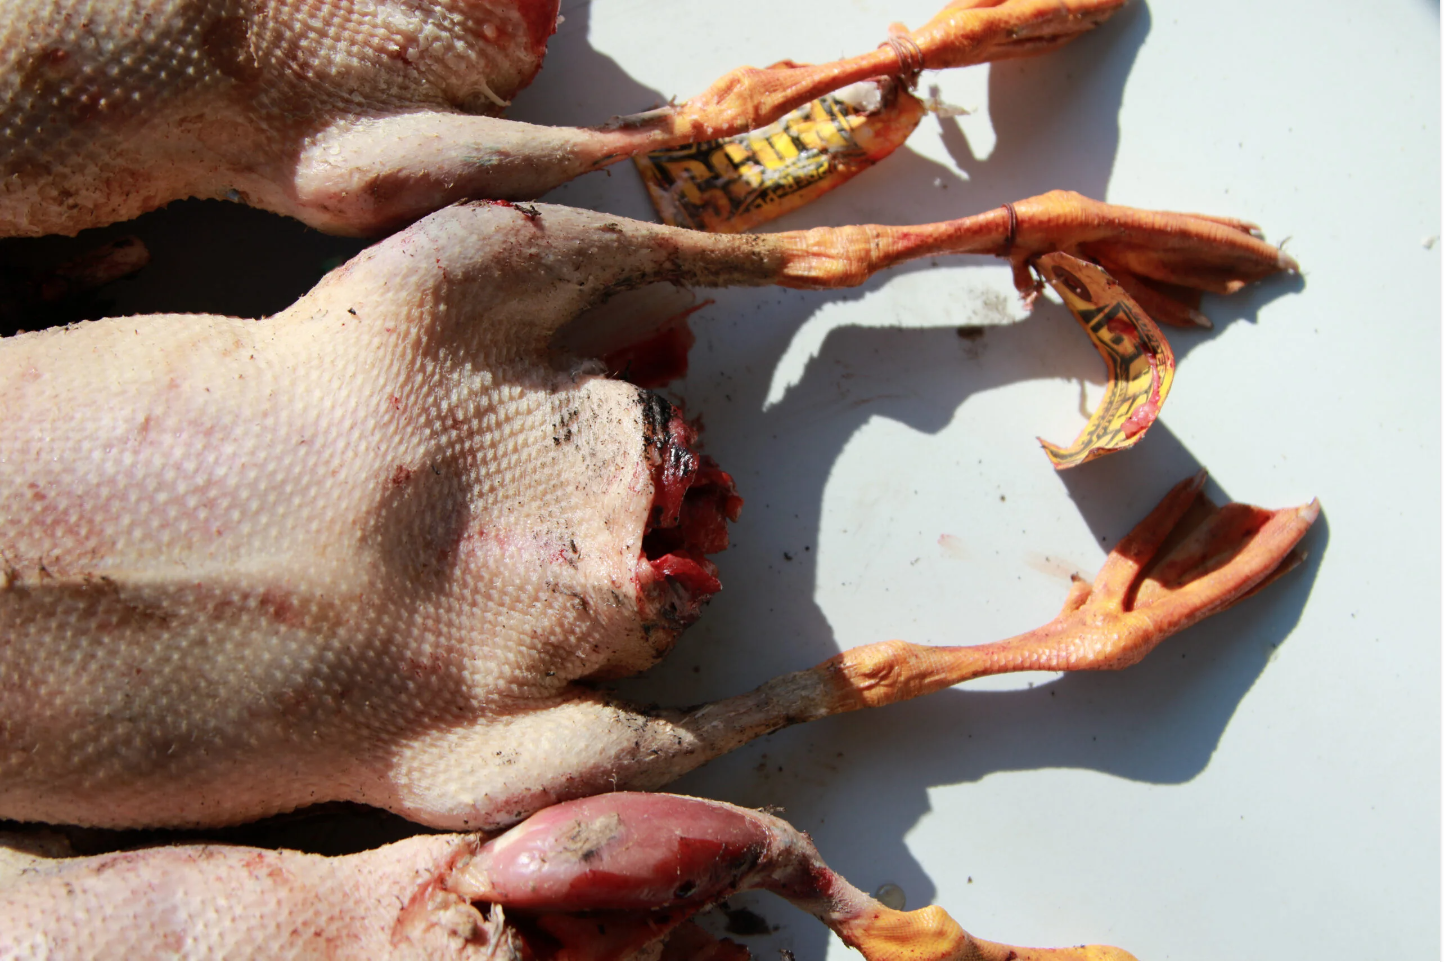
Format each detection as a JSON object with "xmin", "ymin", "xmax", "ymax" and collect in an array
[
  {"xmin": 288, "ymin": 1, "xmax": 1132, "ymax": 234},
  {"xmin": 596, "ymin": 0, "xmax": 1128, "ymax": 146},
  {"xmin": 761, "ymin": 189, "xmax": 1297, "ymax": 326},
  {"xmin": 380, "ymin": 473, "xmax": 1315, "ymax": 831},
  {"xmin": 454, "ymin": 791, "xmax": 1135, "ymax": 961},
  {"xmin": 365, "ymin": 194, "xmax": 1294, "ymax": 358},
  {"xmin": 645, "ymin": 474, "xmax": 1318, "ymax": 774}
]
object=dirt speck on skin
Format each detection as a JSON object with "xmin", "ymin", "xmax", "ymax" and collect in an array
[{"xmin": 553, "ymin": 812, "xmax": 623, "ymax": 864}]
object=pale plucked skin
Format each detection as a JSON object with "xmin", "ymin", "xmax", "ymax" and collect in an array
[
  {"xmin": 0, "ymin": 202, "xmax": 754, "ymax": 831},
  {"xmin": 0, "ymin": 0, "xmax": 568, "ymax": 236},
  {"xmin": 0, "ymin": 832, "xmax": 518, "ymax": 959}
]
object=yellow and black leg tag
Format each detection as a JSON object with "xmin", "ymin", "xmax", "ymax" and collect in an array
[
  {"xmin": 1034, "ymin": 252, "xmax": 1177, "ymax": 470},
  {"xmin": 634, "ymin": 80, "xmax": 924, "ymax": 234}
]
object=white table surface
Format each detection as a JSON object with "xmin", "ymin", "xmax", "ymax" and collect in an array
[
  {"xmin": 518, "ymin": 2, "xmax": 1440, "ymax": 958},
  {"xmin": 9, "ymin": 1, "xmax": 1437, "ymax": 958}
]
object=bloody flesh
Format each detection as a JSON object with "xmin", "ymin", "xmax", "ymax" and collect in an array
[
  {"xmin": 638, "ymin": 394, "xmax": 742, "ymax": 606},
  {"xmin": 600, "ymin": 305, "xmax": 711, "ymax": 389}
]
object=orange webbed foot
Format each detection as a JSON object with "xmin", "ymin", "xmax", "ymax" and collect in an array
[
  {"xmin": 836, "ymin": 901, "xmax": 1136, "ymax": 960},
  {"xmin": 801, "ymin": 473, "xmax": 1317, "ymax": 714},
  {"xmin": 910, "ymin": 0, "xmax": 1131, "ymax": 69},
  {"xmin": 615, "ymin": 478, "xmax": 1317, "ymax": 838},
  {"xmin": 606, "ymin": 1, "xmax": 1127, "ymax": 146},
  {"xmin": 1009, "ymin": 191, "xmax": 1299, "ymax": 328},
  {"xmin": 1041, "ymin": 471, "xmax": 1319, "ymax": 672}
]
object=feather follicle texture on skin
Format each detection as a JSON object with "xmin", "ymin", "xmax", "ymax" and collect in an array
[
  {"xmin": 0, "ymin": 0, "xmax": 567, "ymax": 236},
  {"xmin": 0, "ymin": 203, "xmax": 752, "ymax": 832}
]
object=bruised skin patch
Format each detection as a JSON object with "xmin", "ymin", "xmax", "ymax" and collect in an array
[
  {"xmin": 455, "ymin": 794, "xmax": 768, "ymax": 912},
  {"xmin": 635, "ymin": 393, "xmax": 742, "ymax": 629},
  {"xmin": 509, "ymin": 0, "xmax": 562, "ymax": 61},
  {"xmin": 599, "ymin": 301, "xmax": 712, "ymax": 389},
  {"xmin": 451, "ymin": 794, "xmax": 770, "ymax": 959},
  {"xmin": 602, "ymin": 318, "xmax": 696, "ymax": 388}
]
